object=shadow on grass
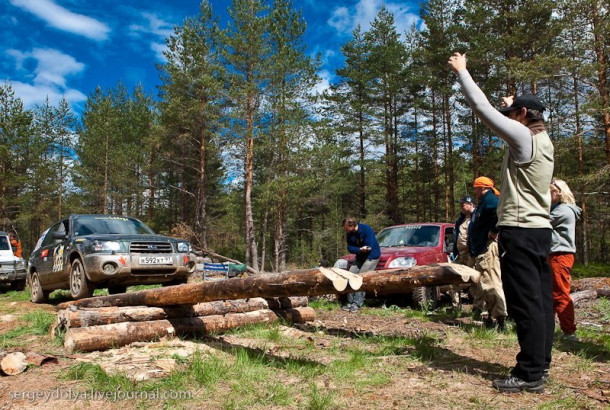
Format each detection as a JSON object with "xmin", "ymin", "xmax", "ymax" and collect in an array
[
  {"xmin": 189, "ymin": 334, "xmax": 328, "ymax": 375},
  {"xmin": 552, "ymin": 338, "xmax": 610, "ymax": 363}
]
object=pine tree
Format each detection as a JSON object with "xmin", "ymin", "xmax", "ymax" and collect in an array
[
  {"xmin": 158, "ymin": 0, "xmax": 225, "ymax": 247},
  {"xmin": 222, "ymin": 0, "xmax": 270, "ymax": 271}
]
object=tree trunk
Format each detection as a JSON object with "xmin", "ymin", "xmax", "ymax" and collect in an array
[
  {"xmin": 63, "ymin": 307, "xmax": 315, "ymax": 353},
  {"xmin": 56, "ymin": 263, "xmax": 479, "ymax": 310},
  {"xmin": 591, "ymin": 2, "xmax": 610, "ymax": 164},
  {"xmin": 570, "ymin": 289, "xmax": 598, "ymax": 306},
  {"xmin": 199, "ymin": 116, "xmax": 208, "ymax": 249},
  {"xmin": 56, "ymin": 297, "xmax": 308, "ymax": 328},
  {"xmin": 170, "ymin": 307, "xmax": 315, "ymax": 335},
  {"xmin": 64, "ymin": 320, "xmax": 175, "ymax": 354}
]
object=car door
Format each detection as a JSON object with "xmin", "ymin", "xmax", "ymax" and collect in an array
[
  {"xmin": 443, "ymin": 227, "xmax": 455, "ymax": 262},
  {"xmin": 38, "ymin": 220, "xmax": 69, "ymax": 286}
]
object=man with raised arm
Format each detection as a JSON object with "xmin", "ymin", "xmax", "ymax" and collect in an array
[{"xmin": 448, "ymin": 52, "xmax": 554, "ymax": 394}]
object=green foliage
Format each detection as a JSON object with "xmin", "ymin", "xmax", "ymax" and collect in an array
[
  {"xmin": 572, "ymin": 263, "xmax": 610, "ymax": 278},
  {"xmin": 1, "ymin": 0, "xmax": 610, "ymax": 269}
]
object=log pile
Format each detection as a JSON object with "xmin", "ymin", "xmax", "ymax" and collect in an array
[
  {"xmin": 55, "ymin": 297, "xmax": 313, "ymax": 353},
  {"xmin": 53, "ymin": 264, "xmax": 480, "ymax": 353}
]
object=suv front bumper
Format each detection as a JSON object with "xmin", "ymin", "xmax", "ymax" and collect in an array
[
  {"xmin": 83, "ymin": 253, "xmax": 196, "ymax": 283},
  {"xmin": 0, "ymin": 263, "xmax": 27, "ymax": 282}
]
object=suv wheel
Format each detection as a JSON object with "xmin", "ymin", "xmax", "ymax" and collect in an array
[
  {"xmin": 412, "ymin": 286, "xmax": 440, "ymax": 310},
  {"xmin": 70, "ymin": 259, "xmax": 94, "ymax": 299},
  {"xmin": 30, "ymin": 272, "xmax": 49, "ymax": 303}
]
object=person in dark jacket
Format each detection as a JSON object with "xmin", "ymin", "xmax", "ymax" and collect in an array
[
  {"xmin": 470, "ymin": 177, "xmax": 507, "ymax": 330},
  {"xmin": 342, "ymin": 217, "xmax": 380, "ymax": 312},
  {"xmin": 451, "ymin": 195, "xmax": 476, "ymax": 309}
]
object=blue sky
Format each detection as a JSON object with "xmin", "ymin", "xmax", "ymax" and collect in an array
[{"xmin": 1, "ymin": 0, "xmax": 422, "ymax": 114}]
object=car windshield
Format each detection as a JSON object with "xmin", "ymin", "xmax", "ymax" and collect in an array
[
  {"xmin": 377, "ymin": 225, "xmax": 441, "ymax": 247},
  {"xmin": 0, "ymin": 236, "xmax": 10, "ymax": 251},
  {"xmin": 73, "ymin": 216, "xmax": 155, "ymax": 236}
]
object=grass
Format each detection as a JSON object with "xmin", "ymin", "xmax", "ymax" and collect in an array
[
  {"xmin": 0, "ymin": 287, "xmax": 30, "ymax": 302},
  {"xmin": 0, "ymin": 310, "xmax": 56, "ymax": 348},
  {"xmin": 7, "ymin": 292, "xmax": 607, "ymax": 408},
  {"xmin": 308, "ymin": 298, "xmax": 340, "ymax": 311}
]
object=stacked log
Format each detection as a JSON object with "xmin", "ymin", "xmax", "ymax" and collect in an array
[
  {"xmin": 56, "ymin": 297, "xmax": 312, "ymax": 353},
  {"xmin": 54, "ymin": 264, "xmax": 480, "ymax": 353}
]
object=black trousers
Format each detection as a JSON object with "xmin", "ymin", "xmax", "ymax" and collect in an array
[{"xmin": 498, "ymin": 226, "xmax": 554, "ymax": 382}]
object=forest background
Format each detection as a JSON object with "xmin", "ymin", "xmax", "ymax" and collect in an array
[{"xmin": 1, "ymin": 0, "xmax": 609, "ymax": 273}]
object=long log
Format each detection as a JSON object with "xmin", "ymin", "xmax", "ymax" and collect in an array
[
  {"xmin": 56, "ymin": 263, "xmax": 478, "ymax": 310},
  {"xmin": 63, "ymin": 307, "xmax": 315, "ymax": 353},
  {"xmin": 171, "ymin": 307, "xmax": 315, "ymax": 335},
  {"xmin": 57, "ymin": 298, "xmax": 275, "ymax": 328},
  {"xmin": 64, "ymin": 320, "xmax": 176, "ymax": 354},
  {"xmin": 571, "ymin": 290, "xmax": 599, "ymax": 306}
]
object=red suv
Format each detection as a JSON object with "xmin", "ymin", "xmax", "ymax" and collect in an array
[{"xmin": 334, "ymin": 223, "xmax": 456, "ymax": 307}]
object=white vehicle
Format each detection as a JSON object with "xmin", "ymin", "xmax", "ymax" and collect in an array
[{"xmin": 0, "ymin": 231, "xmax": 27, "ymax": 291}]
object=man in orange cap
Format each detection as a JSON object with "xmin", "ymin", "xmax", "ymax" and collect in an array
[{"xmin": 470, "ymin": 177, "xmax": 507, "ymax": 330}]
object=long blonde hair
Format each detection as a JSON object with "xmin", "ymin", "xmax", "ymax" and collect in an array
[{"xmin": 551, "ymin": 178, "xmax": 576, "ymax": 205}]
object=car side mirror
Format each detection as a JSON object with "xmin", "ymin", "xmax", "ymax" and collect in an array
[{"xmin": 52, "ymin": 232, "xmax": 67, "ymax": 240}]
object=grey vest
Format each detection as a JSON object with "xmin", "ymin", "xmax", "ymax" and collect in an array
[{"xmin": 497, "ymin": 129, "xmax": 554, "ymax": 228}]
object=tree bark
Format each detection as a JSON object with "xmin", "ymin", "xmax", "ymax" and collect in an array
[
  {"xmin": 56, "ymin": 297, "xmax": 308, "ymax": 328},
  {"xmin": 56, "ymin": 263, "xmax": 479, "ymax": 310},
  {"xmin": 170, "ymin": 307, "xmax": 315, "ymax": 335},
  {"xmin": 63, "ymin": 307, "xmax": 315, "ymax": 353},
  {"xmin": 64, "ymin": 320, "xmax": 176, "ymax": 353},
  {"xmin": 570, "ymin": 290, "xmax": 598, "ymax": 306}
]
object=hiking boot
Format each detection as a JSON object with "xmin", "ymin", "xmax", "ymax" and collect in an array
[
  {"xmin": 492, "ymin": 375, "xmax": 545, "ymax": 393},
  {"xmin": 349, "ymin": 304, "xmax": 360, "ymax": 313},
  {"xmin": 561, "ymin": 333, "xmax": 579, "ymax": 342},
  {"xmin": 341, "ymin": 304, "xmax": 353, "ymax": 312},
  {"xmin": 541, "ymin": 368, "xmax": 550, "ymax": 383},
  {"xmin": 496, "ymin": 317, "xmax": 507, "ymax": 332}
]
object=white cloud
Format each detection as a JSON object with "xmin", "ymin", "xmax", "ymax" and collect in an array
[
  {"xmin": 328, "ymin": 0, "xmax": 420, "ymax": 37},
  {"xmin": 6, "ymin": 47, "xmax": 86, "ymax": 107},
  {"xmin": 10, "ymin": 81, "xmax": 86, "ymax": 107},
  {"xmin": 128, "ymin": 12, "xmax": 173, "ymax": 62},
  {"xmin": 9, "ymin": 0, "xmax": 110, "ymax": 41},
  {"xmin": 311, "ymin": 69, "xmax": 332, "ymax": 96}
]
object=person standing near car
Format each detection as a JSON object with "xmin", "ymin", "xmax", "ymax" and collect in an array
[
  {"xmin": 342, "ymin": 217, "xmax": 380, "ymax": 312},
  {"xmin": 549, "ymin": 179, "xmax": 581, "ymax": 341},
  {"xmin": 449, "ymin": 52, "xmax": 554, "ymax": 394},
  {"xmin": 9, "ymin": 233, "xmax": 22, "ymax": 258},
  {"xmin": 451, "ymin": 195, "xmax": 476, "ymax": 309},
  {"xmin": 470, "ymin": 177, "xmax": 507, "ymax": 331}
]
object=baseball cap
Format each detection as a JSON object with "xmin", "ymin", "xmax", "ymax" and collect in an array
[
  {"xmin": 457, "ymin": 195, "xmax": 475, "ymax": 204},
  {"xmin": 499, "ymin": 93, "xmax": 545, "ymax": 115}
]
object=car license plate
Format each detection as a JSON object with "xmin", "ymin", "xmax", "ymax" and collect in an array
[{"xmin": 139, "ymin": 256, "xmax": 173, "ymax": 265}]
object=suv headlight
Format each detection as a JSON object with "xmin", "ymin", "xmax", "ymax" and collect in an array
[
  {"xmin": 388, "ymin": 257, "xmax": 417, "ymax": 268},
  {"xmin": 333, "ymin": 258, "xmax": 348, "ymax": 269},
  {"xmin": 90, "ymin": 240, "xmax": 122, "ymax": 252},
  {"xmin": 16, "ymin": 260, "xmax": 26, "ymax": 270},
  {"xmin": 177, "ymin": 242, "xmax": 191, "ymax": 253}
]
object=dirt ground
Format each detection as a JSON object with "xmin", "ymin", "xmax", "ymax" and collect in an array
[{"xmin": 0, "ymin": 289, "xmax": 609, "ymax": 409}]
